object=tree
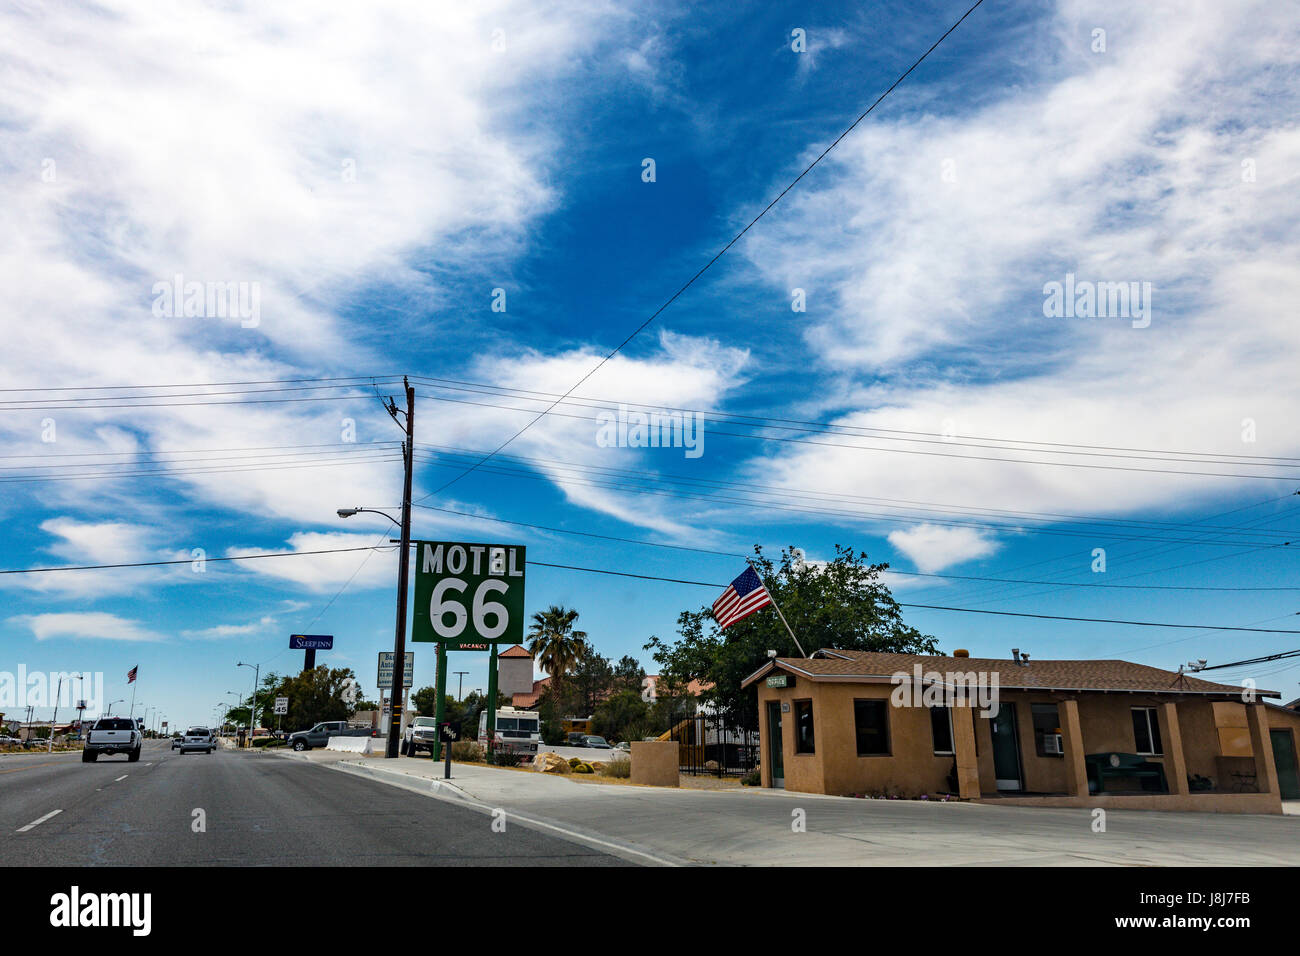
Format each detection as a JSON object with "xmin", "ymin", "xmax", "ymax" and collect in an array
[
  {"xmin": 590, "ymin": 690, "xmax": 650, "ymax": 742},
  {"xmin": 611, "ymin": 655, "xmax": 646, "ymax": 695},
  {"xmin": 570, "ymin": 651, "xmax": 613, "ymax": 716},
  {"xmin": 264, "ymin": 666, "xmax": 363, "ymax": 731},
  {"xmin": 526, "ymin": 606, "xmax": 589, "ymax": 694},
  {"xmin": 646, "ymin": 545, "xmax": 936, "ymax": 724},
  {"xmin": 411, "ymin": 685, "xmax": 439, "ymax": 717}
]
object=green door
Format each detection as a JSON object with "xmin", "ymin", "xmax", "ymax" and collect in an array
[
  {"xmin": 767, "ymin": 701, "xmax": 785, "ymax": 789},
  {"xmin": 990, "ymin": 703, "xmax": 1022, "ymax": 791},
  {"xmin": 1271, "ymin": 729, "xmax": 1300, "ymax": 800}
]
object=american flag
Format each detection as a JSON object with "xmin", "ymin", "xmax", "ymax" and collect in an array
[
  {"xmin": 712, "ymin": 565, "xmax": 773, "ymax": 629},
  {"xmin": 126, "ymin": 665, "xmax": 137, "ymax": 684}
]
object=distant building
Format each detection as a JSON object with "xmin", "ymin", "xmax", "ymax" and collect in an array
[
  {"xmin": 497, "ymin": 644, "xmax": 535, "ymax": 698},
  {"xmin": 642, "ymin": 674, "xmax": 711, "ymax": 702}
]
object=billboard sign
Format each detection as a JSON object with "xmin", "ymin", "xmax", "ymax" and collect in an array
[
  {"xmin": 377, "ymin": 652, "xmax": 415, "ymax": 689},
  {"xmin": 412, "ymin": 542, "xmax": 525, "ymax": 649},
  {"xmin": 290, "ymin": 634, "xmax": 333, "ymax": 650}
]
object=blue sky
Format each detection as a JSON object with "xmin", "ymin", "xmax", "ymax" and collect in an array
[{"xmin": 3, "ymin": 0, "xmax": 1299, "ymax": 731}]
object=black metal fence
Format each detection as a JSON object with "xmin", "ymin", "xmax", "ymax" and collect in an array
[{"xmin": 666, "ymin": 711, "xmax": 759, "ymax": 777}]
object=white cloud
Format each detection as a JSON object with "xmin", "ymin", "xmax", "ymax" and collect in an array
[
  {"xmin": 11, "ymin": 612, "xmax": 164, "ymax": 642},
  {"xmin": 738, "ymin": 0, "xmax": 1300, "ymax": 532},
  {"xmin": 887, "ymin": 524, "xmax": 999, "ymax": 573},
  {"xmin": 0, "ymin": 0, "xmax": 633, "ymax": 532}
]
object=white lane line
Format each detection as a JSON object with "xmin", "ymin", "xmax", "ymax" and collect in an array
[
  {"xmin": 114, "ymin": 774, "xmax": 128, "ymax": 782},
  {"xmin": 17, "ymin": 809, "xmax": 62, "ymax": 832}
]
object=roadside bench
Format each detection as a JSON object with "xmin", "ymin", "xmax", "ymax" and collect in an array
[{"xmin": 1085, "ymin": 752, "xmax": 1168, "ymax": 794}]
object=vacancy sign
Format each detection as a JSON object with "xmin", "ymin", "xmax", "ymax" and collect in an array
[{"xmin": 411, "ymin": 541, "xmax": 525, "ymax": 649}]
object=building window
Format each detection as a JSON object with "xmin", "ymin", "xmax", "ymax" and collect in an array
[
  {"xmin": 854, "ymin": 699, "xmax": 890, "ymax": 756},
  {"xmin": 794, "ymin": 700, "xmax": 815, "ymax": 754},
  {"xmin": 930, "ymin": 706, "xmax": 953, "ymax": 754},
  {"xmin": 1031, "ymin": 703, "xmax": 1063, "ymax": 757},
  {"xmin": 1132, "ymin": 706, "xmax": 1163, "ymax": 756}
]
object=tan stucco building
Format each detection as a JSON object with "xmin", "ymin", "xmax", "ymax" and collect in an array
[{"xmin": 743, "ymin": 649, "xmax": 1300, "ymax": 814}]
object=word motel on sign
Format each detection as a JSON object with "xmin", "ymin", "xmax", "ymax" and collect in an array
[{"xmin": 421, "ymin": 543, "xmax": 523, "ymax": 577}]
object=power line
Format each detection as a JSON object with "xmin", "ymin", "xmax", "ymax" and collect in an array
[
  {"xmin": 411, "ymin": 450, "xmax": 1296, "ymax": 547},
  {"xmin": 414, "ymin": 502, "xmax": 1297, "ymax": 591},
  {"xmin": 0, "ymin": 545, "xmax": 392, "ymax": 575},
  {"xmin": 414, "ymin": 0, "xmax": 990, "ymax": 504},
  {"xmin": 409, "ymin": 390, "xmax": 1300, "ymax": 481},
  {"xmin": 408, "ymin": 376, "xmax": 1300, "ymax": 465}
]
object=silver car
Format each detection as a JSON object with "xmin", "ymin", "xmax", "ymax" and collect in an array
[{"xmin": 179, "ymin": 727, "xmax": 215, "ymax": 754}]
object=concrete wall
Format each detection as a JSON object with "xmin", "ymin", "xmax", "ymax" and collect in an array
[{"xmin": 630, "ymin": 741, "xmax": 679, "ymax": 787}]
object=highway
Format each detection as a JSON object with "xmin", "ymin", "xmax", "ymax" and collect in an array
[{"xmin": 0, "ymin": 741, "xmax": 626, "ymax": 866}]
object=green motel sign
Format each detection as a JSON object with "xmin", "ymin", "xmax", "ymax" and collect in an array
[{"xmin": 411, "ymin": 541, "xmax": 526, "ymax": 649}]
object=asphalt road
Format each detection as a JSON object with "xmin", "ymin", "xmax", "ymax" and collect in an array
[{"xmin": 0, "ymin": 741, "xmax": 626, "ymax": 866}]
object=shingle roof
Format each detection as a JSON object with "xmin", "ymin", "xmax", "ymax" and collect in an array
[{"xmin": 741, "ymin": 648, "xmax": 1277, "ymax": 697}]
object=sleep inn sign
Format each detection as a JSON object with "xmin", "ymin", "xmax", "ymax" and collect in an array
[{"xmin": 744, "ymin": 648, "xmax": 1300, "ymax": 814}]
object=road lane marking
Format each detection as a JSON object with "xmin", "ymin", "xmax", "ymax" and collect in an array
[
  {"xmin": 0, "ymin": 761, "xmax": 60, "ymax": 774},
  {"xmin": 115, "ymin": 774, "xmax": 128, "ymax": 782},
  {"xmin": 17, "ymin": 809, "xmax": 62, "ymax": 832}
]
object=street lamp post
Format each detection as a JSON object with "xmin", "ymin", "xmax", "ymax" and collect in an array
[{"xmin": 237, "ymin": 662, "xmax": 260, "ymax": 747}]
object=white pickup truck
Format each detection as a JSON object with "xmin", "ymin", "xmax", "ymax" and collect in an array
[{"xmin": 83, "ymin": 716, "xmax": 142, "ymax": 762}]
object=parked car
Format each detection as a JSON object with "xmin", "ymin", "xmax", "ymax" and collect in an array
[
  {"xmin": 83, "ymin": 716, "xmax": 142, "ymax": 762},
  {"xmin": 582, "ymin": 735, "xmax": 612, "ymax": 749},
  {"xmin": 0, "ymin": 735, "xmax": 23, "ymax": 748},
  {"xmin": 171, "ymin": 734, "xmax": 182, "ymax": 751},
  {"xmin": 614, "ymin": 741, "xmax": 632, "ymax": 755},
  {"xmin": 179, "ymin": 726, "xmax": 215, "ymax": 754},
  {"xmin": 565, "ymin": 732, "xmax": 587, "ymax": 747},
  {"xmin": 287, "ymin": 720, "xmax": 371, "ymax": 751}
]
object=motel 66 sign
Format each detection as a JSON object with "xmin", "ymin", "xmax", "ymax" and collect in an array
[{"xmin": 411, "ymin": 541, "xmax": 526, "ymax": 649}]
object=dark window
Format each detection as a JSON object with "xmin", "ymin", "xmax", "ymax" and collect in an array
[
  {"xmin": 794, "ymin": 700, "xmax": 815, "ymax": 754},
  {"xmin": 930, "ymin": 707, "xmax": 953, "ymax": 754},
  {"xmin": 1132, "ymin": 707, "xmax": 1162, "ymax": 755},
  {"xmin": 1031, "ymin": 704, "xmax": 1063, "ymax": 757},
  {"xmin": 94, "ymin": 718, "xmax": 135, "ymax": 731},
  {"xmin": 854, "ymin": 699, "xmax": 890, "ymax": 755}
]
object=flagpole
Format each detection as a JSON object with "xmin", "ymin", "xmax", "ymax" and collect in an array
[
  {"xmin": 746, "ymin": 558, "xmax": 808, "ymax": 658},
  {"xmin": 128, "ymin": 669, "xmax": 137, "ymax": 720}
]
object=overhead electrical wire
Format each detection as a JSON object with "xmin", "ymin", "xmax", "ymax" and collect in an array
[{"xmin": 413, "ymin": 0, "xmax": 991, "ymax": 503}]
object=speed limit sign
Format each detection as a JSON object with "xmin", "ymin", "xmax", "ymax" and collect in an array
[{"xmin": 411, "ymin": 541, "xmax": 525, "ymax": 648}]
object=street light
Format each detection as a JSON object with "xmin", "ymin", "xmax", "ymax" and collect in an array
[
  {"xmin": 105, "ymin": 699, "xmax": 125, "ymax": 715},
  {"xmin": 337, "ymin": 507, "xmax": 401, "ymax": 527},
  {"xmin": 237, "ymin": 662, "xmax": 260, "ymax": 745},
  {"xmin": 337, "ymin": 497, "xmax": 413, "ymax": 759}
]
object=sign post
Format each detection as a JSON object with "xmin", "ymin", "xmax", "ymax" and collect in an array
[{"xmin": 412, "ymin": 541, "xmax": 526, "ymax": 760}]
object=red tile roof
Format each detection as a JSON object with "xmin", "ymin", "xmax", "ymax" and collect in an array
[
  {"xmin": 740, "ymin": 649, "xmax": 1277, "ymax": 698},
  {"xmin": 499, "ymin": 644, "xmax": 532, "ymax": 659}
]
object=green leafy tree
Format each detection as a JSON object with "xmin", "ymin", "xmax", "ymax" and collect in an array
[
  {"xmin": 611, "ymin": 655, "xmax": 646, "ymax": 695},
  {"xmin": 570, "ymin": 651, "xmax": 613, "ymax": 716},
  {"xmin": 526, "ymin": 605, "xmax": 589, "ymax": 696},
  {"xmin": 266, "ymin": 666, "xmax": 363, "ymax": 731},
  {"xmin": 411, "ymin": 685, "xmax": 439, "ymax": 717},
  {"xmin": 646, "ymin": 545, "xmax": 936, "ymax": 724},
  {"xmin": 590, "ymin": 690, "xmax": 650, "ymax": 742}
]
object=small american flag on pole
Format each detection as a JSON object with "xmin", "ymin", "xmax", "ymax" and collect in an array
[
  {"xmin": 126, "ymin": 665, "xmax": 138, "ymax": 684},
  {"xmin": 712, "ymin": 565, "xmax": 773, "ymax": 629}
]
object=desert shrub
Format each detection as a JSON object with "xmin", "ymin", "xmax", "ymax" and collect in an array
[
  {"xmin": 567, "ymin": 756, "xmax": 583, "ymax": 768},
  {"xmin": 451, "ymin": 740, "xmax": 484, "ymax": 762},
  {"xmin": 740, "ymin": 768, "xmax": 761, "ymax": 787},
  {"xmin": 572, "ymin": 762, "xmax": 594, "ymax": 774},
  {"xmin": 491, "ymin": 750, "xmax": 524, "ymax": 768},
  {"xmin": 599, "ymin": 758, "xmax": 631, "ymax": 778}
]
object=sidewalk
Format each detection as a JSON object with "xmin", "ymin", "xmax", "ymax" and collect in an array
[{"xmin": 274, "ymin": 749, "xmax": 1300, "ymax": 866}]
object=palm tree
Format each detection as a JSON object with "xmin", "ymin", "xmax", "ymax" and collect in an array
[{"xmin": 527, "ymin": 606, "xmax": 589, "ymax": 692}]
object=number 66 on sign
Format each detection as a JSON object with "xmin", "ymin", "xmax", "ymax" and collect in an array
[{"xmin": 411, "ymin": 541, "xmax": 526, "ymax": 648}]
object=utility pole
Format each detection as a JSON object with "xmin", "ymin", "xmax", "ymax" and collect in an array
[
  {"xmin": 384, "ymin": 377, "xmax": 415, "ymax": 759},
  {"xmin": 454, "ymin": 671, "xmax": 468, "ymax": 701}
]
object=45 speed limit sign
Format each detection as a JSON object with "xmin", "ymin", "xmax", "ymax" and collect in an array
[{"xmin": 411, "ymin": 541, "xmax": 525, "ymax": 648}]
